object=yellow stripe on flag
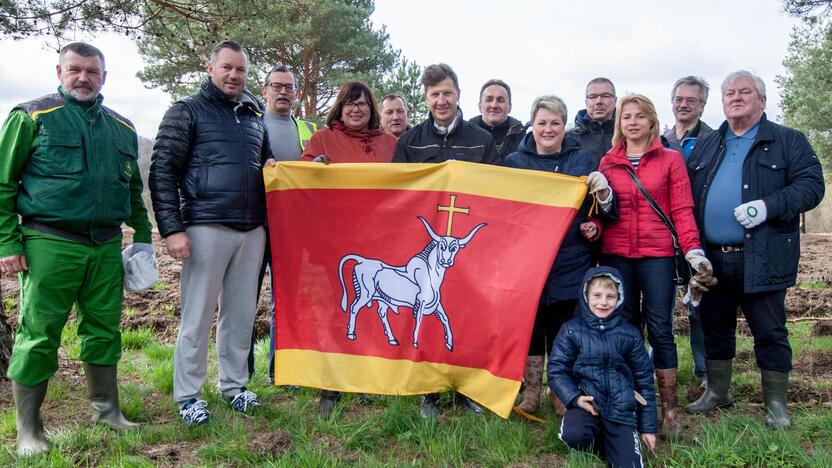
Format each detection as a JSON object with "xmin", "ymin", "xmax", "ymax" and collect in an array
[
  {"xmin": 264, "ymin": 160, "xmax": 585, "ymax": 209},
  {"xmin": 275, "ymin": 349, "xmax": 521, "ymax": 418}
]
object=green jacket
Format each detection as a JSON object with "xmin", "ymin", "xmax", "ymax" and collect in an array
[{"xmin": 0, "ymin": 87, "xmax": 152, "ymax": 257}]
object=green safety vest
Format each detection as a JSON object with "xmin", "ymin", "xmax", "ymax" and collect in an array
[{"xmin": 294, "ymin": 117, "xmax": 317, "ymax": 150}]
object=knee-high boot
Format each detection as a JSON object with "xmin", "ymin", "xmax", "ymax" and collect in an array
[
  {"xmin": 85, "ymin": 363, "xmax": 139, "ymax": 430},
  {"xmin": 517, "ymin": 356, "xmax": 544, "ymax": 413},
  {"xmin": 655, "ymin": 368, "xmax": 681, "ymax": 435},
  {"xmin": 13, "ymin": 380, "xmax": 51, "ymax": 456}
]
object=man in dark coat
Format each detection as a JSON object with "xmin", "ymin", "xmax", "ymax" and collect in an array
[
  {"xmin": 566, "ymin": 77, "xmax": 617, "ymax": 166},
  {"xmin": 469, "ymin": 79, "xmax": 526, "ymax": 161},
  {"xmin": 685, "ymin": 70, "xmax": 824, "ymax": 429}
]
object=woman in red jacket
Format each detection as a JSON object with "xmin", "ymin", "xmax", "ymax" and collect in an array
[
  {"xmin": 598, "ymin": 94, "xmax": 712, "ymax": 435},
  {"xmin": 301, "ymin": 80, "xmax": 396, "ymax": 163},
  {"xmin": 301, "ymin": 80, "xmax": 395, "ymax": 418}
]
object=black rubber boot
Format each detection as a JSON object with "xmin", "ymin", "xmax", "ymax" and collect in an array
[
  {"xmin": 318, "ymin": 390, "xmax": 341, "ymax": 418},
  {"xmin": 454, "ymin": 393, "xmax": 483, "ymax": 414},
  {"xmin": 13, "ymin": 380, "xmax": 51, "ymax": 457},
  {"xmin": 761, "ymin": 370, "xmax": 790, "ymax": 429},
  {"xmin": 420, "ymin": 393, "xmax": 441, "ymax": 418},
  {"xmin": 84, "ymin": 363, "xmax": 139, "ymax": 430},
  {"xmin": 685, "ymin": 359, "xmax": 733, "ymax": 413}
]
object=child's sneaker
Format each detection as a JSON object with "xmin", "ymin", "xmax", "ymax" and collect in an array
[
  {"xmin": 229, "ymin": 389, "xmax": 260, "ymax": 414},
  {"xmin": 179, "ymin": 399, "xmax": 210, "ymax": 427}
]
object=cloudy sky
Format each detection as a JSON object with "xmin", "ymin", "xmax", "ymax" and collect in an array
[{"xmin": 0, "ymin": 0, "xmax": 799, "ymax": 138}]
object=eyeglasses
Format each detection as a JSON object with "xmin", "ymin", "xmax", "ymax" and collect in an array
[
  {"xmin": 673, "ymin": 97, "xmax": 700, "ymax": 105},
  {"xmin": 586, "ymin": 93, "xmax": 615, "ymax": 101},
  {"xmin": 266, "ymin": 82, "xmax": 295, "ymax": 91},
  {"xmin": 344, "ymin": 101, "xmax": 369, "ymax": 110}
]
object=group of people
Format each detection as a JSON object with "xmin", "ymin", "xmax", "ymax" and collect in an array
[{"xmin": 0, "ymin": 39, "xmax": 824, "ymax": 466}]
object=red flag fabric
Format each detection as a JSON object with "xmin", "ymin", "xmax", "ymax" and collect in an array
[{"xmin": 266, "ymin": 160, "xmax": 586, "ymax": 417}]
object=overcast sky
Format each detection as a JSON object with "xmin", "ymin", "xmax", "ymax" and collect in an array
[{"xmin": 0, "ymin": 0, "xmax": 799, "ymax": 139}]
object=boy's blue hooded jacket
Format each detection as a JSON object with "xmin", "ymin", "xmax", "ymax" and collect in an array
[{"xmin": 547, "ymin": 266, "xmax": 658, "ymax": 433}]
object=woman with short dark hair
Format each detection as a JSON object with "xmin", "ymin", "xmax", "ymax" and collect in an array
[{"xmin": 301, "ymin": 80, "xmax": 396, "ymax": 163}]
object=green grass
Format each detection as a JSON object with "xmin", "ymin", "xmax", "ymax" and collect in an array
[
  {"xmin": 2, "ymin": 322, "xmax": 831, "ymax": 466},
  {"xmin": 798, "ymin": 281, "xmax": 829, "ymax": 289},
  {"xmin": 150, "ymin": 281, "xmax": 169, "ymax": 291},
  {"xmin": 122, "ymin": 327, "xmax": 155, "ymax": 350}
]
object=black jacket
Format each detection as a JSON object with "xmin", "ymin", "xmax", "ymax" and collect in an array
[
  {"xmin": 392, "ymin": 111, "xmax": 500, "ymax": 165},
  {"xmin": 566, "ymin": 109, "xmax": 615, "ymax": 167},
  {"xmin": 469, "ymin": 115, "xmax": 527, "ymax": 161},
  {"xmin": 687, "ymin": 113, "xmax": 824, "ymax": 293},
  {"xmin": 150, "ymin": 79, "xmax": 272, "ymax": 237},
  {"xmin": 548, "ymin": 266, "xmax": 658, "ymax": 433}
]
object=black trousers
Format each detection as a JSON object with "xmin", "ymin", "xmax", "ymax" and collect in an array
[
  {"xmin": 528, "ymin": 299, "xmax": 578, "ymax": 355},
  {"xmin": 559, "ymin": 407, "xmax": 644, "ymax": 468},
  {"xmin": 700, "ymin": 247, "xmax": 792, "ymax": 372}
]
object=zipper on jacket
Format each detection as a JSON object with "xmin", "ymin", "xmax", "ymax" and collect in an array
[{"xmin": 234, "ymin": 103, "xmax": 249, "ymax": 223}]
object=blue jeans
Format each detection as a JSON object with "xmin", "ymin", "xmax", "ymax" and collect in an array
[{"xmin": 602, "ymin": 255, "xmax": 678, "ymax": 370}]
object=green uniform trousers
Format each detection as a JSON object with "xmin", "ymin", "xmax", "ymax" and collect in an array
[{"xmin": 7, "ymin": 228, "xmax": 124, "ymax": 386}]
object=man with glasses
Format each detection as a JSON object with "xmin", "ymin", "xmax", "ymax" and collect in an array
[
  {"xmin": 663, "ymin": 76, "xmax": 713, "ymax": 157},
  {"xmin": 661, "ymin": 76, "xmax": 713, "ymax": 390},
  {"xmin": 262, "ymin": 65, "xmax": 317, "ymax": 161},
  {"xmin": 247, "ymin": 65, "xmax": 317, "ymax": 382},
  {"xmin": 567, "ymin": 77, "xmax": 617, "ymax": 166}
]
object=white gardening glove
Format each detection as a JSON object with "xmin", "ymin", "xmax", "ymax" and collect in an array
[
  {"xmin": 733, "ymin": 200, "xmax": 767, "ymax": 229},
  {"xmin": 685, "ymin": 248, "xmax": 712, "ymax": 275},
  {"xmin": 131, "ymin": 243, "xmax": 155, "ymax": 256},
  {"xmin": 122, "ymin": 243, "xmax": 158, "ymax": 292},
  {"xmin": 586, "ymin": 171, "xmax": 609, "ymax": 194}
]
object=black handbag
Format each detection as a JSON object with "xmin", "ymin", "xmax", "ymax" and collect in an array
[{"xmin": 623, "ymin": 166, "xmax": 692, "ymax": 286}]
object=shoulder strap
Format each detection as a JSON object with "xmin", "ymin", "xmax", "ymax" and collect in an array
[{"xmin": 623, "ymin": 166, "xmax": 681, "ymax": 248}]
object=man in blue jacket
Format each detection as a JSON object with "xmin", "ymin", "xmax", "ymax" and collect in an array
[{"xmin": 685, "ymin": 71, "xmax": 824, "ymax": 428}]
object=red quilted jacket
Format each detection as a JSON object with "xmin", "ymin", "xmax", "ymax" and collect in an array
[{"xmin": 598, "ymin": 138, "xmax": 701, "ymax": 258}]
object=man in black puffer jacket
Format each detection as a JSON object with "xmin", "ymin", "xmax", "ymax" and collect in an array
[{"xmin": 150, "ymin": 41, "xmax": 272, "ymax": 427}]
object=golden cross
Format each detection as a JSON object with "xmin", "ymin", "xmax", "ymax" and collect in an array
[{"xmin": 437, "ymin": 194, "xmax": 469, "ymax": 236}]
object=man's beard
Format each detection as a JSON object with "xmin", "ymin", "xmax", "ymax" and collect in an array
[{"xmin": 68, "ymin": 87, "xmax": 99, "ymax": 102}]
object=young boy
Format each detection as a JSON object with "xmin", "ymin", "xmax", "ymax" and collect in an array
[{"xmin": 548, "ymin": 266, "xmax": 657, "ymax": 467}]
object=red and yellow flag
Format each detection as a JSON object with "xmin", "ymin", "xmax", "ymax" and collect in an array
[{"xmin": 265, "ymin": 160, "xmax": 586, "ymax": 418}]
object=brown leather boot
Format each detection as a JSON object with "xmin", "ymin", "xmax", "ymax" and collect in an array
[
  {"xmin": 548, "ymin": 388, "xmax": 566, "ymax": 416},
  {"xmin": 655, "ymin": 368, "xmax": 681, "ymax": 436},
  {"xmin": 517, "ymin": 356, "xmax": 544, "ymax": 413}
]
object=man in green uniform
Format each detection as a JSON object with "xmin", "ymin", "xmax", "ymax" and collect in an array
[{"xmin": 0, "ymin": 42, "xmax": 153, "ymax": 456}]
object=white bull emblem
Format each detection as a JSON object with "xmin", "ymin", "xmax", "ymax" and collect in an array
[{"xmin": 338, "ymin": 216, "xmax": 486, "ymax": 351}]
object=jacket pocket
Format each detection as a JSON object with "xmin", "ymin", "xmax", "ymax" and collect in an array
[
  {"xmin": 408, "ymin": 144, "xmax": 443, "ymax": 162},
  {"xmin": 765, "ymin": 231, "xmax": 799, "ymax": 283},
  {"xmin": 756, "ymin": 153, "xmax": 786, "ymax": 190},
  {"xmin": 449, "ymin": 145, "xmax": 486, "ymax": 161},
  {"xmin": 38, "ymin": 133, "xmax": 84, "ymax": 174}
]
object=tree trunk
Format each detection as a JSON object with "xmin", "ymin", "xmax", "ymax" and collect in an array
[{"xmin": 0, "ymin": 283, "xmax": 13, "ymax": 377}]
